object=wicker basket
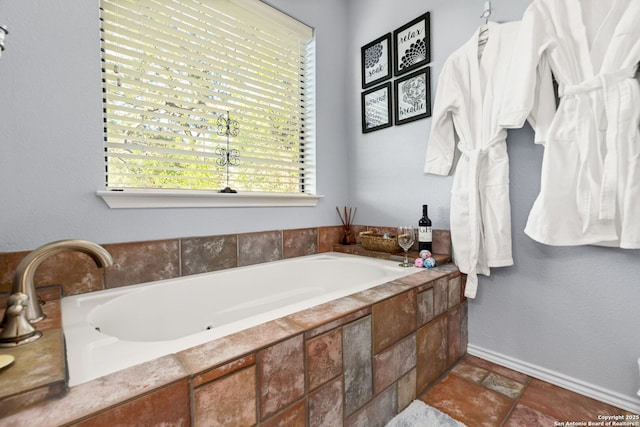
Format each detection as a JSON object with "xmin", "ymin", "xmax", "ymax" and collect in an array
[{"xmin": 359, "ymin": 231, "xmax": 401, "ymax": 253}]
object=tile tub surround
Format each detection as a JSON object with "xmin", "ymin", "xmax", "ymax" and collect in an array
[
  {"xmin": 0, "ymin": 226, "xmax": 452, "ymax": 420},
  {"xmin": 0, "ymin": 267, "xmax": 466, "ymax": 425},
  {"xmin": 0, "ymin": 226, "xmax": 451, "ymax": 295}
]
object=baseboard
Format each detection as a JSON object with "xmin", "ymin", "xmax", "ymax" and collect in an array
[{"xmin": 467, "ymin": 344, "xmax": 640, "ymax": 414}]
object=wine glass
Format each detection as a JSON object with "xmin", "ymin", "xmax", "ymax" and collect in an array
[{"xmin": 397, "ymin": 226, "xmax": 415, "ymax": 267}]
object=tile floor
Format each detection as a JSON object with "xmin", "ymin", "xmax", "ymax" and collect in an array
[{"xmin": 419, "ymin": 354, "xmax": 638, "ymax": 426}]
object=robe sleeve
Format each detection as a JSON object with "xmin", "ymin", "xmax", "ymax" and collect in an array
[
  {"xmin": 424, "ymin": 59, "xmax": 461, "ymax": 176},
  {"xmin": 526, "ymin": 53, "xmax": 557, "ymax": 145},
  {"xmin": 499, "ymin": 4, "xmax": 552, "ymax": 130}
]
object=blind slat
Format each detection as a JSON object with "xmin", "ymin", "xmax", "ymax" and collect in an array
[
  {"xmin": 103, "ymin": 74, "xmax": 304, "ymax": 117},
  {"xmin": 100, "ymin": 18, "xmax": 305, "ymax": 79}
]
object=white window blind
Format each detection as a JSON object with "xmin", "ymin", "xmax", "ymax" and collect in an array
[{"xmin": 100, "ymin": 0, "xmax": 315, "ymax": 195}]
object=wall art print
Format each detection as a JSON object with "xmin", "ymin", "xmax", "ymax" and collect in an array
[
  {"xmin": 361, "ymin": 33, "xmax": 392, "ymax": 89},
  {"xmin": 394, "ymin": 67, "xmax": 431, "ymax": 125},
  {"xmin": 361, "ymin": 82, "xmax": 392, "ymax": 133},
  {"xmin": 393, "ymin": 12, "xmax": 430, "ymax": 76}
]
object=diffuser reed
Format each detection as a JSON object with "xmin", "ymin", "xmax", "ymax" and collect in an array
[{"xmin": 336, "ymin": 206, "xmax": 357, "ymax": 245}]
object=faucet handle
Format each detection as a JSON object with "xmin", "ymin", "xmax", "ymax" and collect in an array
[
  {"xmin": 0, "ymin": 292, "xmax": 43, "ymax": 347},
  {"xmin": 0, "ymin": 294, "xmax": 22, "ymax": 328},
  {"xmin": 7, "ymin": 292, "xmax": 29, "ymax": 307}
]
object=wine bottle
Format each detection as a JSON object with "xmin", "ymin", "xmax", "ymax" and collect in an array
[{"xmin": 418, "ymin": 205, "xmax": 432, "ymax": 252}]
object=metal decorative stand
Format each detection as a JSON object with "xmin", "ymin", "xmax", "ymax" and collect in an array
[{"xmin": 216, "ymin": 111, "xmax": 240, "ymax": 193}]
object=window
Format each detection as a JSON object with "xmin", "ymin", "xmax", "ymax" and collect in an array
[{"xmin": 99, "ymin": 0, "xmax": 316, "ymax": 199}]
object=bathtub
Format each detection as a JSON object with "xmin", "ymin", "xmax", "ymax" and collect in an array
[{"xmin": 62, "ymin": 252, "xmax": 417, "ymax": 386}]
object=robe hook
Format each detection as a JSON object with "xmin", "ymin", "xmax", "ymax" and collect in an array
[{"xmin": 481, "ymin": 1, "xmax": 492, "ymax": 24}]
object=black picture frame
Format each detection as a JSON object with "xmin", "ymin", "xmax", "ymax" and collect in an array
[
  {"xmin": 361, "ymin": 82, "xmax": 392, "ymax": 133},
  {"xmin": 361, "ymin": 33, "xmax": 392, "ymax": 89},
  {"xmin": 394, "ymin": 67, "xmax": 431, "ymax": 125},
  {"xmin": 393, "ymin": 12, "xmax": 430, "ymax": 76}
]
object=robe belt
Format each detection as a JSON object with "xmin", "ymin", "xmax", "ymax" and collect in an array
[
  {"xmin": 456, "ymin": 130, "xmax": 507, "ymax": 298},
  {"xmin": 560, "ymin": 66, "xmax": 637, "ymax": 232}
]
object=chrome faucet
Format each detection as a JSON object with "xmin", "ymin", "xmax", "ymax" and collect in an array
[{"xmin": 2, "ymin": 240, "xmax": 113, "ymax": 324}]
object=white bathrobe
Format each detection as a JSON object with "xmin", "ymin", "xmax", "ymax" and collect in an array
[
  {"xmin": 500, "ymin": 0, "xmax": 640, "ymax": 248},
  {"xmin": 425, "ymin": 21, "xmax": 554, "ymax": 298}
]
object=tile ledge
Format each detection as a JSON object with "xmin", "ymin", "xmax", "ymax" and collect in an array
[
  {"xmin": 1, "ymin": 354, "xmax": 188, "ymax": 425},
  {"xmin": 0, "ymin": 290, "xmax": 65, "ymax": 418}
]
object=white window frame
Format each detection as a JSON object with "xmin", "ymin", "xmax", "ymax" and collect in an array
[{"xmin": 97, "ymin": 0, "xmax": 320, "ymax": 208}]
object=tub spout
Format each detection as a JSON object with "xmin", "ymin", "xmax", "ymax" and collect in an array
[{"xmin": 2, "ymin": 239, "xmax": 113, "ymax": 325}]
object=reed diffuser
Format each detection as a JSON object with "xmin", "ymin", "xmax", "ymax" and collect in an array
[{"xmin": 336, "ymin": 206, "xmax": 357, "ymax": 245}]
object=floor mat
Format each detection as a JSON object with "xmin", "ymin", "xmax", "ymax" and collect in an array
[{"xmin": 386, "ymin": 400, "xmax": 468, "ymax": 427}]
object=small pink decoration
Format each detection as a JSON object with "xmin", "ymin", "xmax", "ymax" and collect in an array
[{"xmin": 414, "ymin": 258, "xmax": 424, "ymax": 268}]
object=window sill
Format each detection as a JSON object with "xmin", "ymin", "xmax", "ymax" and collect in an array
[{"xmin": 97, "ymin": 189, "xmax": 324, "ymax": 209}]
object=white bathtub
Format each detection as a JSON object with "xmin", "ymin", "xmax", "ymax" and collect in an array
[{"xmin": 62, "ymin": 252, "xmax": 417, "ymax": 386}]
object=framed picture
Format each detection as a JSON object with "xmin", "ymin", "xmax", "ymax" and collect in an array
[
  {"xmin": 361, "ymin": 82, "xmax": 392, "ymax": 133},
  {"xmin": 393, "ymin": 12, "xmax": 430, "ymax": 76},
  {"xmin": 361, "ymin": 33, "xmax": 392, "ymax": 89},
  {"xmin": 394, "ymin": 67, "xmax": 431, "ymax": 125}
]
